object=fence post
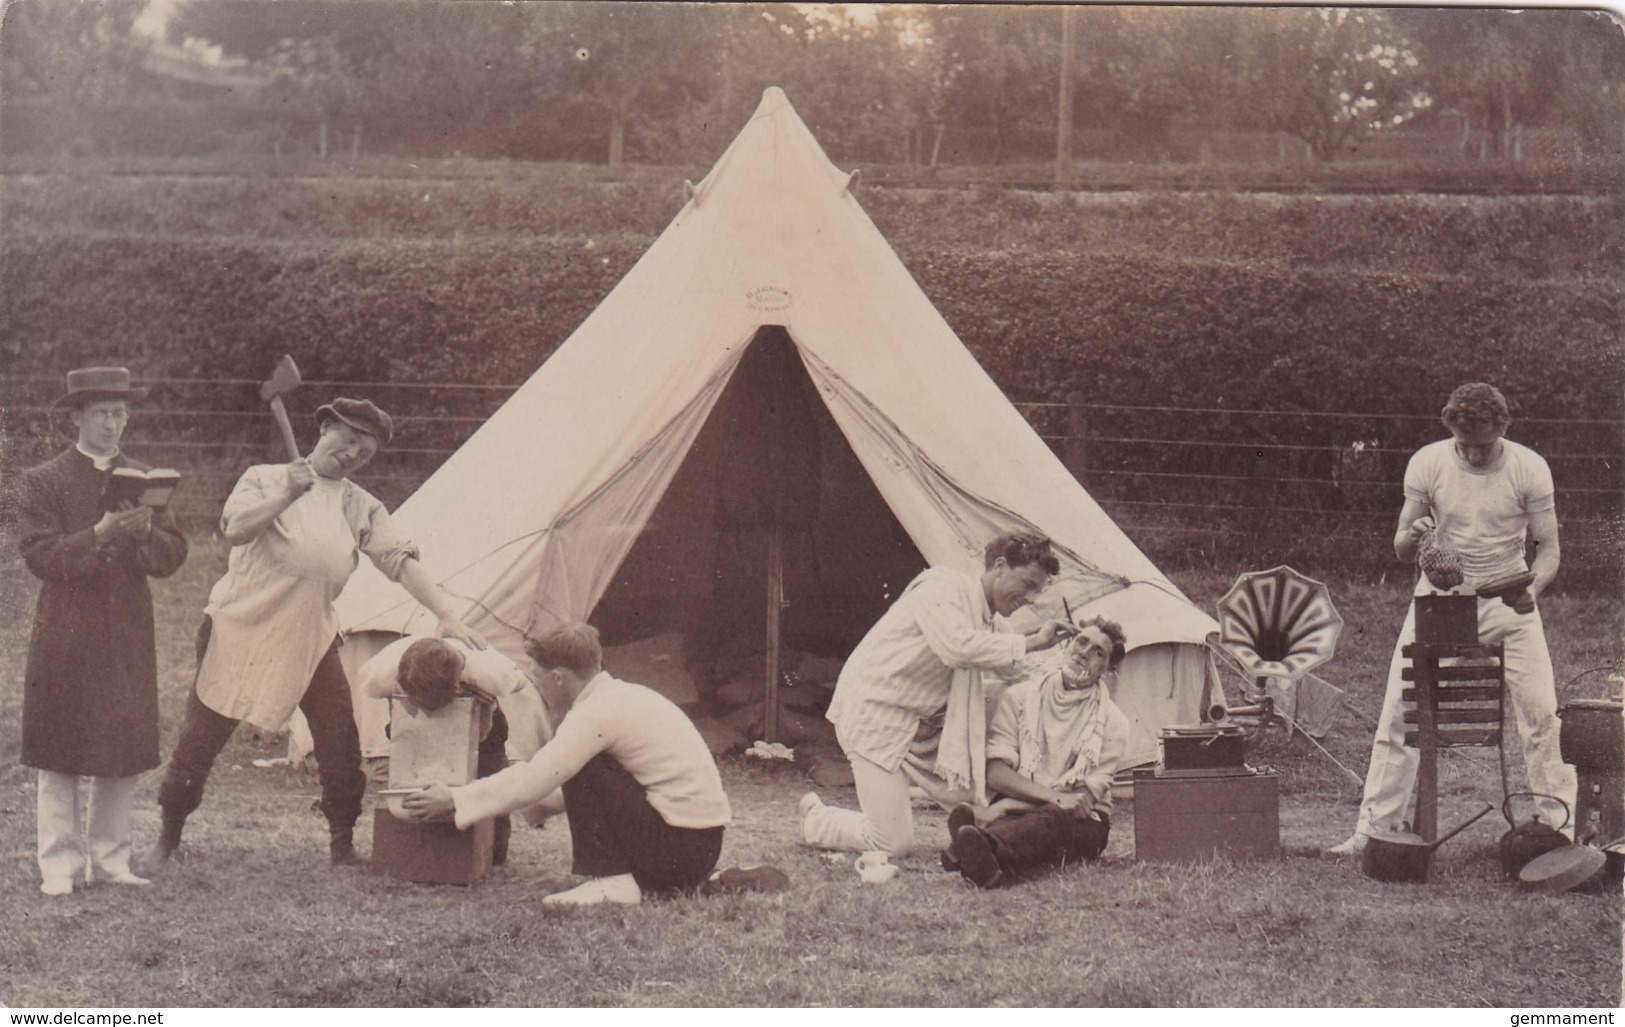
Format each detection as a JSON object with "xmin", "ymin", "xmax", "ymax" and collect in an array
[{"xmin": 1064, "ymin": 391, "xmax": 1090, "ymax": 483}]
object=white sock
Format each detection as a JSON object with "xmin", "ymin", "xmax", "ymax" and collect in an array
[{"xmin": 541, "ymin": 873, "xmax": 642, "ymax": 906}]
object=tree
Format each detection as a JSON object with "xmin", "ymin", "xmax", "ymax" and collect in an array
[
  {"xmin": 172, "ymin": 0, "xmax": 396, "ymax": 156},
  {"xmin": 773, "ymin": 5, "xmax": 945, "ymax": 165},
  {"xmin": 654, "ymin": 4, "xmax": 945, "ymax": 167},
  {"xmin": 1396, "ymin": 7, "xmax": 1625, "ymax": 161},
  {"xmin": 876, "ymin": 6, "xmax": 950, "ymax": 167},
  {"xmin": 261, "ymin": 34, "xmax": 362, "ymax": 156},
  {"xmin": 1399, "ymin": 8, "xmax": 1536, "ymax": 160},
  {"xmin": 1237, "ymin": 8, "xmax": 1428, "ymax": 161},
  {"xmin": 368, "ymin": 2, "xmax": 544, "ymax": 159},
  {"xmin": 1, "ymin": 0, "xmax": 150, "ymax": 155},
  {"xmin": 523, "ymin": 2, "xmax": 721, "ymax": 166},
  {"xmin": 1542, "ymin": 11, "xmax": 1625, "ymax": 159},
  {"xmin": 1100, "ymin": 7, "xmax": 1261, "ymax": 162},
  {"xmin": 658, "ymin": 4, "xmax": 815, "ymax": 163},
  {"xmin": 931, "ymin": 5, "xmax": 1060, "ymax": 163}
]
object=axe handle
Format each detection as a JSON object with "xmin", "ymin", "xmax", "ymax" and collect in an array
[{"xmin": 269, "ymin": 395, "xmax": 301, "ymax": 460}]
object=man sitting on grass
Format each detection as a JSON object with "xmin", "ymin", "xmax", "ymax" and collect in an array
[
  {"xmin": 945, "ymin": 618, "xmax": 1132, "ymax": 889},
  {"xmin": 402, "ymin": 622, "xmax": 779, "ymax": 905}
]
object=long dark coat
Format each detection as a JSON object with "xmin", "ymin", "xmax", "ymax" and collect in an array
[{"xmin": 18, "ymin": 447, "xmax": 188, "ymax": 777}]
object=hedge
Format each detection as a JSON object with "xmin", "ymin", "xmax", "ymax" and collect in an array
[
  {"xmin": 7, "ymin": 169, "xmax": 1619, "ymax": 281},
  {"xmin": 4, "ymin": 199, "xmax": 1616, "ymax": 429},
  {"xmin": 1, "ymin": 166, "xmax": 1618, "ymax": 500}
]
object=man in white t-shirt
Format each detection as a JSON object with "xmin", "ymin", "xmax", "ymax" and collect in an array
[{"xmin": 1329, "ymin": 383, "xmax": 1575, "ymax": 854}]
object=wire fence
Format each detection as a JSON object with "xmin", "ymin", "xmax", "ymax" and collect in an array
[{"xmin": 3, "ymin": 373, "xmax": 1619, "ymax": 582}]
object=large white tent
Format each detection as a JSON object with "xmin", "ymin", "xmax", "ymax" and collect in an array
[{"xmin": 334, "ymin": 88, "xmax": 1221, "ymax": 766}]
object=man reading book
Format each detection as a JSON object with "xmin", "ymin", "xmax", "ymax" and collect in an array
[{"xmin": 17, "ymin": 366, "xmax": 188, "ymax": 896}]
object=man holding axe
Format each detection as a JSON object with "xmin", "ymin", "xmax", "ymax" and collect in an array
[{"xmin": 152, "ymin": 364, "xmax": 484, "ymax": 868}]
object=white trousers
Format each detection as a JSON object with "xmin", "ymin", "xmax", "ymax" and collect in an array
[
  {"xmin": 802, "ymin": 746, "xmax": 917, "ymax": 857},
  {"xmin": 37, "ymin": 771, "xmax": 141, "ymax": 885},
  {"xmin": 1354, "ymin": 598, "xmax": 1576, "ymax": 836}
]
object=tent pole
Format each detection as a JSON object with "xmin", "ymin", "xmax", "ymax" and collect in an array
[{"xmin": 764, "ymin": 528, "xmax": 783, "ymax": 742}]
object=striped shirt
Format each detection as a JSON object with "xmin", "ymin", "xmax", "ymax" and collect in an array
[{"xmin": 826, "ymin": 566, "xmax": 1026, "ymax": 771}]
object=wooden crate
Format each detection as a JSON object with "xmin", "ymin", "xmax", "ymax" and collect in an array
[
  {"xmin": 372, "ymin": 808, "xmax": 494, "ymax": 886},
  {"xmin": 1132, "ymin": 769, "xmax": 1281, "ymax": 861},
  {"xmin": 386, "ymin": 695, "xmax": 482, "ymax": 788},
  {"xmin": 374, "ymin": 694, "xmax": 493, "ymax": 885},
  {"xmin": 1415, "ymin": 594, "xmax": 1478, "ymax": 646}
]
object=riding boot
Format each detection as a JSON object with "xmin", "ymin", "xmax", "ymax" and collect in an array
[
  {"xmin": 493, "ymin": 814, "xmax": 511, "ymax": 867},
  {"xmin": 137, "ymin": 806, "xmax": 186, "ymax": 871},
  {"xmin": 329, "ymin": 824, "xmax": 365, "ymax": 867},
  {"xmin": 152, "ymin": 808, "xmax": 187, "ymax": 862}
]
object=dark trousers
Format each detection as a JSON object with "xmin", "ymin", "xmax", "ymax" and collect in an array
[
  {"xmin": 983, "ymin": 807, "xmax": 1111, "ymax": 883},
  {"xmin": 477, "ymin": 706, "xmax": 510, "ymax": 864},
  {"xmin": 562, "ymin": 752, "xmax": 723, "ymax": 893},
  {"xmin": 158, "ymin": 619, "xmax": 366, "ymax": 832}
]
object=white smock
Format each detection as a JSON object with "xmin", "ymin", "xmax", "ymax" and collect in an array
[{"xmin": 196, "ymin": 465, "xmax": 417, "ymax": 732}]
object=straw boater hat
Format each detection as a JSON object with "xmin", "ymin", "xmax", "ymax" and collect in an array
[
  {"xmin": 53, "ymin": 366, "xmax": 147, "ymax": 409},
  {"xmin": 314, "ymin": 397, "xmax": 394, "ymax": 446}
]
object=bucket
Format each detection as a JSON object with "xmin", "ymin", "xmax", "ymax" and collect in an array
[{"xmin": 1559, "ymin": 700, "xmax": 1624, "ymax": 770}]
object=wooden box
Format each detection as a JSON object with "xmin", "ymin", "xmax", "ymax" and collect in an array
[
  {"xmin": 1161, "ymin": 725, "xmax": 1247, "ymax": 770},
  {"xmin": 373, "ymin": 694, "xmax": 494, "ymax": 885},
  {"xmin": 384, "ymin": 694, "xmax": 483, "ymax": 821},
  {"xmin": 1414, "ymin": 594, "xmax": 1478, "ymax": 646},
  {"xmin": 372, "ymin": 807, "xmax": 494, "ymax": 885},
  {"xmin": 1132, "ymin": 769, "xmax": 1281, "ymax": 861}
]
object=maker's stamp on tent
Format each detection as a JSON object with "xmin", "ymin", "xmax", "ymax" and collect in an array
[{"xmin": 746, "ymin": 286, "xmax": 793, "ymax": 312}]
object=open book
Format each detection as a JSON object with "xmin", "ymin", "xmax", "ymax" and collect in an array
[{"xmin": 101, "ymin": 467, "xmax": 181, "ymax": 511}]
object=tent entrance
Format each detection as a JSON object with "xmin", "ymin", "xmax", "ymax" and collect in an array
[{"xmin": 590, "ymin": 325, "xmax": 924, "ymax": 710}]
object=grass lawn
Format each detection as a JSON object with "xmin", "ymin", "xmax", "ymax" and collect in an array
[{"xmin": 1, "ymin": 530, "xmax": 1620, "ymax": 1008}]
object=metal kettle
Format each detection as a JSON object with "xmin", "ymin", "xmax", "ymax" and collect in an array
[{"xmin": 1499, "ymin": 792, "xmax": 1572, "ymax": 878}]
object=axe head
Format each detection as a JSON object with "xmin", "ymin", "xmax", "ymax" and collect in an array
[{"xmin": 259, "ymin": 355, "xmax": 302, "ymax": 402}]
